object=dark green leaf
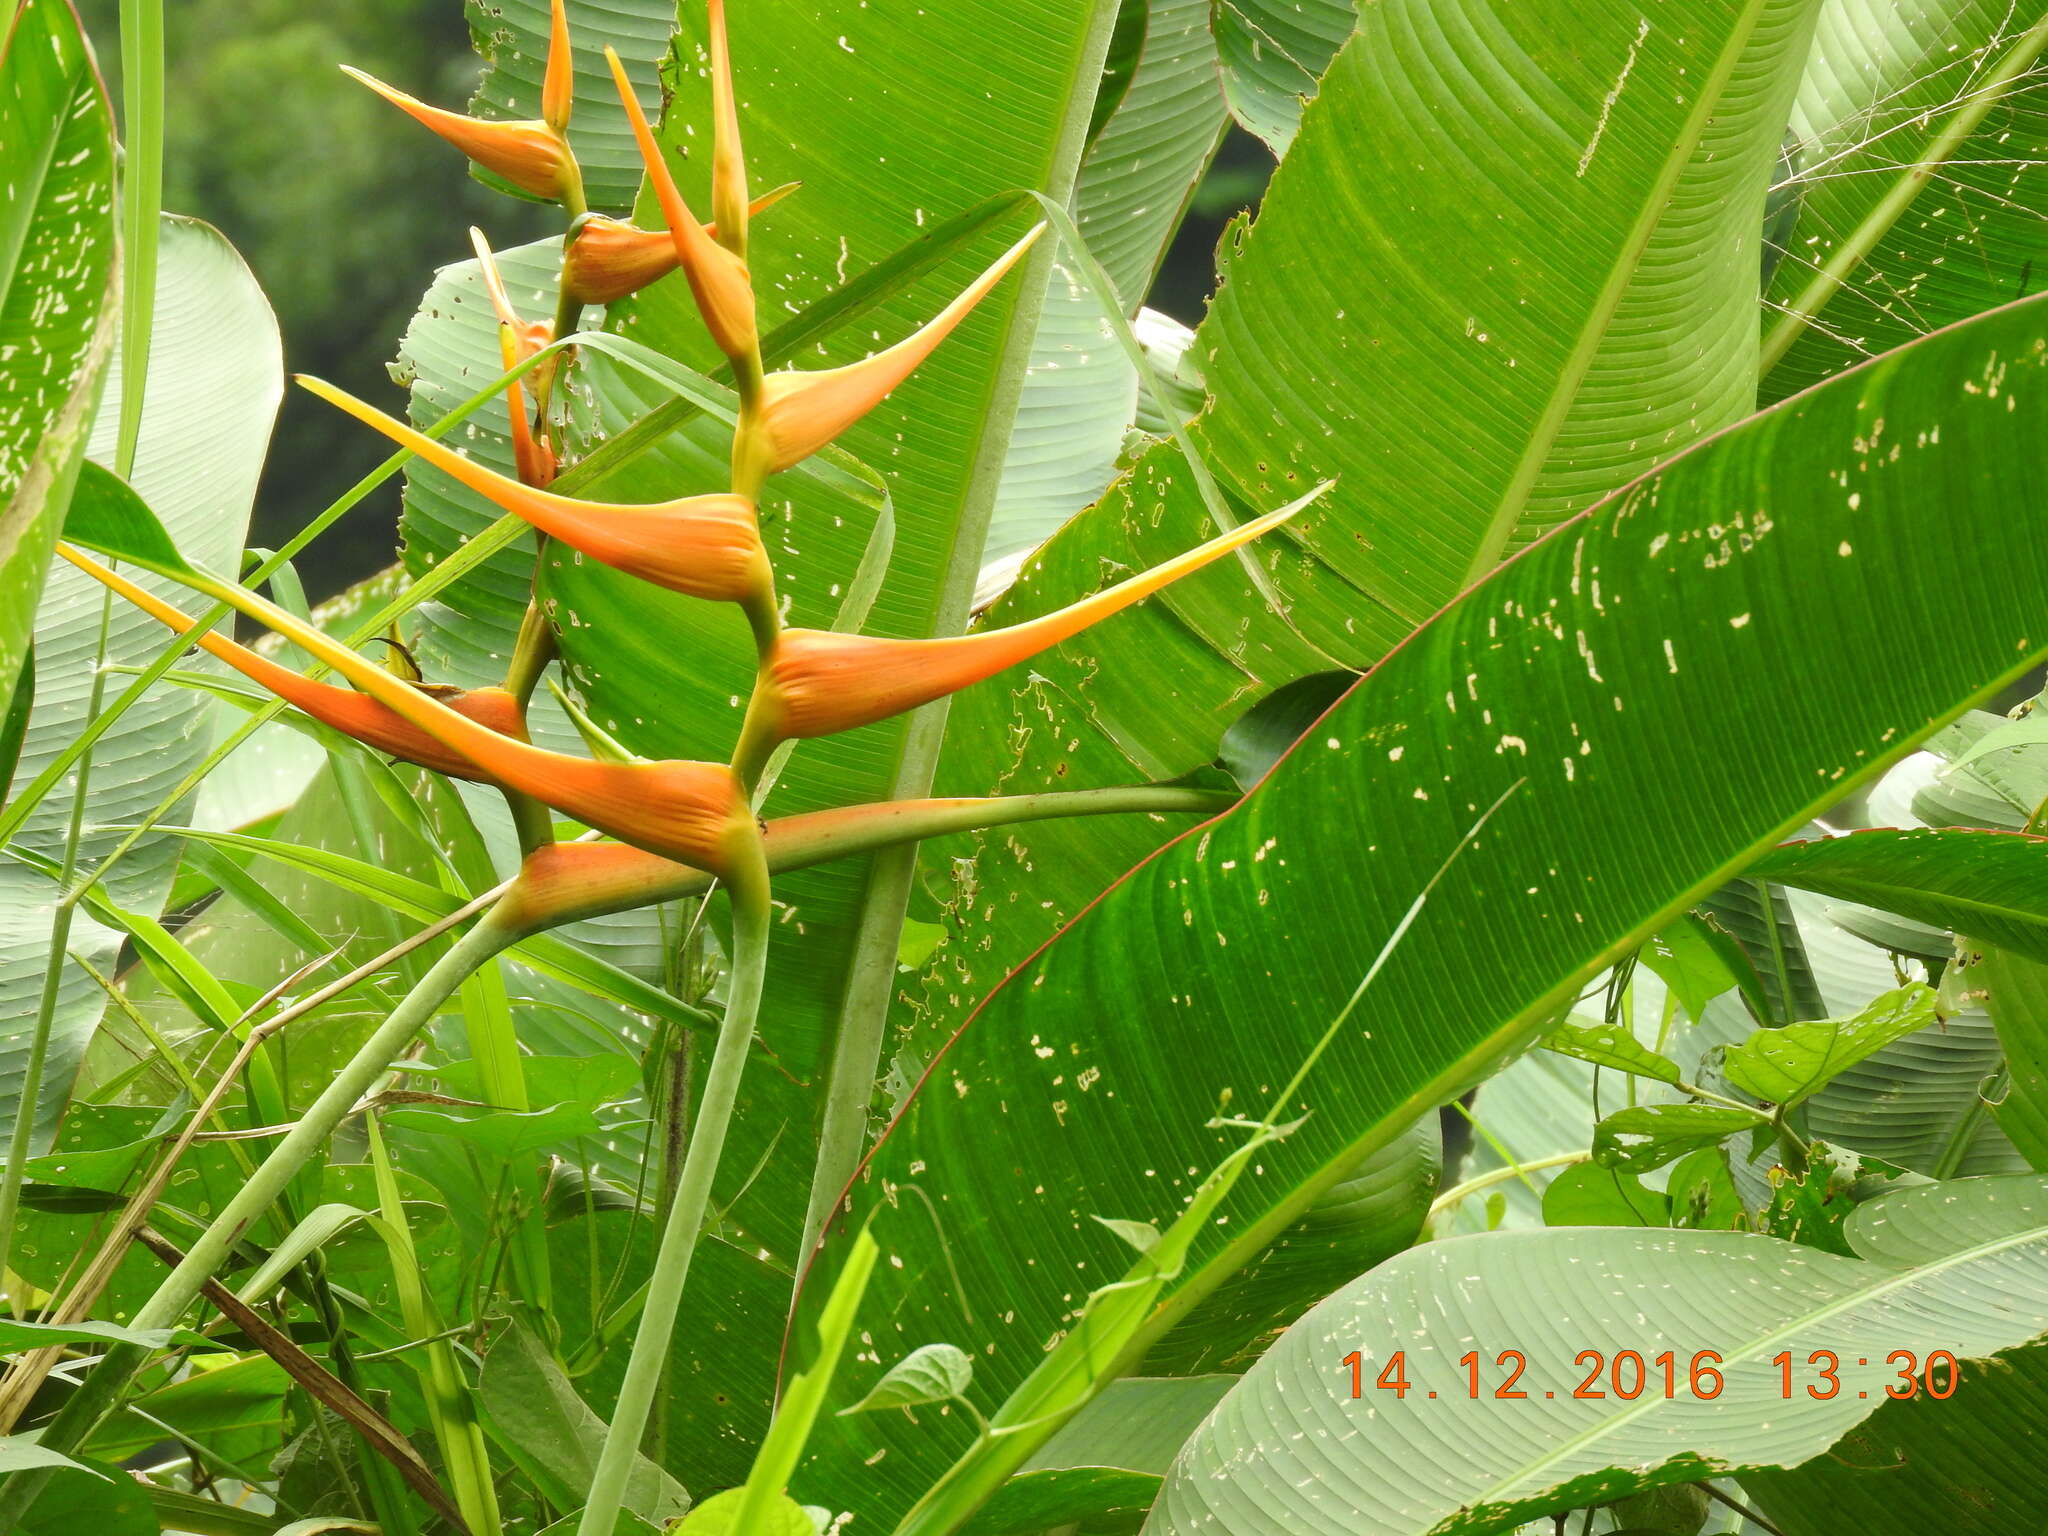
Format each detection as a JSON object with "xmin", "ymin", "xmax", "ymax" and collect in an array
[
  {"xmin": 1594, "ymin": 1105, "xmax": 1771, "ymax": 1174},
  {"xmin": 1724, "ymin": 985, "xmax": 1940, "ymax": 1107},
  {"xmin": 1542, "ymin": 1162, "xmax": 1671, "ymax": 1227},
  {"xmin": 1755, "ymin": 829, "xmax": 2048, "ymax": 966}
]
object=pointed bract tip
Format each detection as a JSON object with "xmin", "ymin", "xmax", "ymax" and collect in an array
[
  {"xmin": 343, "ymin": 64, "xmax": 573, "ymax": 202},
  {"xmin": 542, "ymin": 0, "xmax": 574, "ymax": 133},
  {"xmin": 605, "ymin": 45, "xmax": 756, "ymax": 357},
  {"xmin": 706, "ymin": 0, "xmax": 748, "ymax": 251},
  {"xmin": 754, "ymin": 222, "xmax": 1044, "ymax": 472},
  {"xmin": 756, "ymin": 485, "xmax": 1305, "ymax": 740}
]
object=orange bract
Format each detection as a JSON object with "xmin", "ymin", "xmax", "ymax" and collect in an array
[
  {"xmin": 754, "ymin": 226, "xmax": 1043, "ymax": 473},
  {"xmin": 57, "ymin": 547, "xmax": 529, "ymax": 784},
  {"xmin": 606, "ymin": 46, "xmax": 756, "ymax": 360},
  {"xmin": 301, "ymin": 376, "xmax": 774, "ymax": 606},
  {"xmin": 562, "ymin": 183, "xmax": 798, "ymax": 305},
  {"xmin": 343, "ymin": 67, "xmax": 573, "ymax": 202},
  {"xmin": 753, "ymin": 497, "xmax": 1306, "ymax": 741}
]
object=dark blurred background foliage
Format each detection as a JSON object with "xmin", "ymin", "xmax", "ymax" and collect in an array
[{"xmin": 78, "ymin": 0, "xmax": 1270, "ymax": 598}]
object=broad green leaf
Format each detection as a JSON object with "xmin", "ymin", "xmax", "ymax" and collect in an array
[
  {"xmin": 1754, "ymin": 828, "xmax": 2048, "ymax": 965},
  {"xmin": 464, "ymin": 0, "xmax": 670, "ymax": 213},
  {"xmin": 1545, "ymin": 1020, "xmax": 1685, "ymax": 1084},
  {"xmin": 1639, "ymin": 919, "xmax": 1744, "ymax": 1022},
  {"xmin": 794, "ymin": 293, "xmax": 2048, "ymax": 1524},
  {"xmin": 479, "ymin": 1320, "xmax": 690, "ymax": 1523},
  {"xmin": 1542, "ymin": 1162, "xmax": 1672, "ymax": 1227},
  {"xmin": 908, "ymin": 0, "xmax": 1831, "ymax": 1218},
  {"xmin": 1079, "ymin": 0, "xmax": 1229, "ymax": 303},
  {"xmin": 1594, "ymin": 1105, "xmax": 1771, "ymax": 1174},
  {"xmin": 3, "ymin": 217, "xmax": 277, "ymax": 1156},
  {"xmin": 983, "ymin": 0, "xmax": 1230, "ymax": 572},
  {"xmin": 12, "ymin": 1453, "xmax": 151, "ymax": 1536},
  {"xmin": 1761, "ymin": 0, "xmax": 2048, "ymax": 395},
  {"xmin": 840, "ymin": 1343, "xmax": 976, "ymax": 1415},
  {"xmin": 1724, "ymin": 985, "xmax": 1940, "ymax": 1106},
  {"xmin": 1149, "ymin": 1223, "xmax": 2048, "ymax": 1535},
  {"xmin": 1212, "ymin": 0, "xmax": 1356, "ymax": 152},
  {"xmin": 83, "ymin": 1355, "xmax": 289, "ymax": 1464},
  {"xmin": 0, "ymin": 0, "xmax": 117, "ymax": 705},
  {"xmin": 1740, "ymin": 1176, "xmax": 2048, "ymax": 1534}
]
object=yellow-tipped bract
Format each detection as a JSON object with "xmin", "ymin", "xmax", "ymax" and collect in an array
[
  {"xmin": 749, "ymin": 494, "xmax": 1308, "ymax": 742},
  {"xmin": 607, "ymin": 45, "xmax": 756, "ymax": 359},
  {"xmin": 344, "ymin": 66, "xmax": 575, "ymax": 203},
  {"xmin": 754, "ymin": 225, "xmax": 1044, "ymax": 473},
  {"xmin": 302, "ymin": 376, "xmax": 773, "ymax": 606},
  {"xmin": 57, "ymin": 547, "xmax": 530, "ymax": 784},
  {"xmin": 541, "ymin": 0, "xmax": 574, "ymax": 134},
  {"xmin": 469, "ymin": 228, "xmax": 556, "ymax": 485}
]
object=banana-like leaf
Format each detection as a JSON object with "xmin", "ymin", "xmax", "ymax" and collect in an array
[
  {"xmin": 1211, "ymin": 0, "xmax": 1357, "ymax": 153},
  {"xmin": 896, "ymin": 0, "xmax": 1832, "ymax": 1377},
  {"xmin": 1081, "ymin": 0, "xmax": 1229, "ymax": 305},
  {"xmin": 792, "ymin": 294, "xmax": 2048, "ymax": 1525},
  {"xmin": 981, "ymin": 0, "xmax": 1231, "ymax": 570},
  {"xmin": 1761, "ymin": 0, "xmax": 2048, "ymax": 396},
  {"xmin": 1150, "ymin": 1217, "xmax": 2048, "ymax": 1534},
  {"xmin": 1739, "ymin": 1175, "xmax": 2048, "ymax": 1534},
  {"xmin": 1754, "ymin": 828, "xmax": 2048, "ymax": 965},
  {"xmin": 0, "ymin": 0, "xmax": 117, "ymax": 705},
  {"xmin": 913, "ymin": 0, "xmax": 1831, "ymax": 1134},
  {"xmin": 464, "ymin": 0, "xmax": 671, "ymax": 214},
  {"xmin": 3, "ymin": 219, "xmax": 277, "ymax": 1155}
]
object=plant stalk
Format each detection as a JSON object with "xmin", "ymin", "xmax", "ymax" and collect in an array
[
  {"xmin": 0, "ymin": 914, "xmax": 517, "ymax": 1528},
  {"xmin": 574, "ymin": 859, "xmax": 772, "ymax": 1536},
  {"xmin": 0, "ymin": 595, "xmax": 114, "ymax": 1284}
]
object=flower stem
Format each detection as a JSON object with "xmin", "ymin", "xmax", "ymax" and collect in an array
[
  {"xmin": 574, "ymin": 852, "xmax": 772, "ymax": 1536},
  {"xmin": 0, "ymin": 914, "xmax": 518, "ymax": 1529}
]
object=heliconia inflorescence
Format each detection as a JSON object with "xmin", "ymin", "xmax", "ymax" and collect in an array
[
  {"xmin": 81, "ymin": 0, "xmax": 1304, "ymax": 880},
  {"xmin": 38, "ymin": 7, "xmax": 1317, "ymax": 1528}
]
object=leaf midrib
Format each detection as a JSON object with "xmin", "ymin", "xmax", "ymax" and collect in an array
[
  {"xmin": 1462, "ymin": 0, "xmax": 1777, "ymax": 584},
  {"xmin": 1461, "ymin": 1221, "xmax": 2048, "ymax": 1517}
]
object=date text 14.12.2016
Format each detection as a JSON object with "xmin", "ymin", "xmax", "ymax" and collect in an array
[{"xmin": 1341, "ymin": 1347, "xmax": 1960, "ymax": 1402}]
